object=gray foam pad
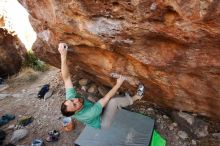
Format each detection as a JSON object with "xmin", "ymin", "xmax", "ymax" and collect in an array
[{"xmin": 75, "ymin": 109, "xmax": 155, "ymax": 146}]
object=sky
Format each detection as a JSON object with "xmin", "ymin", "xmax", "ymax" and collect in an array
[{"xmin": 0, "ymin": 0, "xmax": 36, "ymax": 50}]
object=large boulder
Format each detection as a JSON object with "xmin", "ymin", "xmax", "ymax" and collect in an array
[
  {"xmin": 18, "ymin": 0, "xmax": 220, "ymax": 120},
  {"xmin": 0, "ymin": 28, "xmax": 26, "ymax": 77}
]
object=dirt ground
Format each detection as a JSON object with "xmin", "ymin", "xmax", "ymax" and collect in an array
[
  {"xmin": 0, "ymin": 67, "xmax": 85, "ymax": 146},
  {"xmin": 0, "ymin": 67, "xmax": 220, "ymax": 146}
]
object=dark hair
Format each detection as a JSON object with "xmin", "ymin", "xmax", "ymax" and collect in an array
[{"xmin": 61, "ymin": 100, "xmax": 75, "ymax": 117}]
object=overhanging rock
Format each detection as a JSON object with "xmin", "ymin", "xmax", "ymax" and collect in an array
[{"xmin": 19, "ymin": 0, "xmax": 220, "ymax": 120}]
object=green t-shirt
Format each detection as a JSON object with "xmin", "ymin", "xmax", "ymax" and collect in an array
[{"xmin": 66, "ymin": 88, "xmax": 103, "ymax": 129}]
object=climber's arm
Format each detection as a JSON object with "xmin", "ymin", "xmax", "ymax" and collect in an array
[
  {"xmin": 98, "ymin": 76, "xmax": 125, "ymax": 107},
  {"xmin": 58, "ymin": 43, "xmax": 73, "ymax": 89}
]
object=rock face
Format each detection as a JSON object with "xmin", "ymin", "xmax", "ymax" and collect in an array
[
  {"xmin": 19, "ymin": 0, "xmax": 220, "ymax": 120},
  {"xmin": 0, "ymin": 28, "xmax": 26, "ymax": 77}
]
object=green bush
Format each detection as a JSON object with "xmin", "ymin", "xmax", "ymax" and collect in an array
[{"xmin": 24, "ymin": 51, "xmax": 48, "ymax": 72}]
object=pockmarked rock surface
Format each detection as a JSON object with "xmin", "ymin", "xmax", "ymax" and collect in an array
[
  {"xmin": 0, "ymin": 28, "xmax": 26, "ymax": 77},
  {"xmin": 19, "ymin": 0, "xmax": 220, "ymax": 120}
]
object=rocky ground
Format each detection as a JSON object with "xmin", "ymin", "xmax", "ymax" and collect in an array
[{"xmin": 0, "ymin": 67, "xmax": 220, "ymax": 146}]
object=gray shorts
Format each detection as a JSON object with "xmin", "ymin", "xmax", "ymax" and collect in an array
[{"xmin": 101, "ymin": 95, "xmax": 133, "ymax": 129}]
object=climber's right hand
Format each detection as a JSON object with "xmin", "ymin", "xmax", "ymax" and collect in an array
[{"xmin": 58, "ymin": 43, "xmax": 68, "ymax": 57}]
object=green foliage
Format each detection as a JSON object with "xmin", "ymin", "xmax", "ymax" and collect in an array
[{"xmin": 24, "ymin": 51, "xmax": 48, "ymax": 72}]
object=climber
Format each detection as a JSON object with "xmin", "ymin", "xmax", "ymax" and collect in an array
[{"xmin": 58, "ymin": 43, "xmax": 145, "ymax": 129}]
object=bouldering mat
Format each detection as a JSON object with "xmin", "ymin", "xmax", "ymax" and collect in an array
[{"xmin": 75, "ymin": 109, "xmax": 155, "ymax": 146}]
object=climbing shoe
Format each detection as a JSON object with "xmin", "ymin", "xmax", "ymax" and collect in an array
[{"xmin": 136, "ymin": 84, "xmax": 145, "ymax": 98}]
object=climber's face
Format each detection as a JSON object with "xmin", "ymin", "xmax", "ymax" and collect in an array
[{"xmin": 65, "ymin": 98, "xmax": 84, "ymax": 112}]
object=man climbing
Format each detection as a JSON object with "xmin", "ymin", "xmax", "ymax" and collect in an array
[{"xmin": 59, "ymin": 43, "xmax": 145, "ymax": 129}]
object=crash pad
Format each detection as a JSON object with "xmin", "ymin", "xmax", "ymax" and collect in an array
[
  {"xmin": 150, "ymin": 130, "xmax": 166, "ymax": 146},
  {"xmin": 75, "ymin": 109, "xmax": 155, "ymax": 146}
]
